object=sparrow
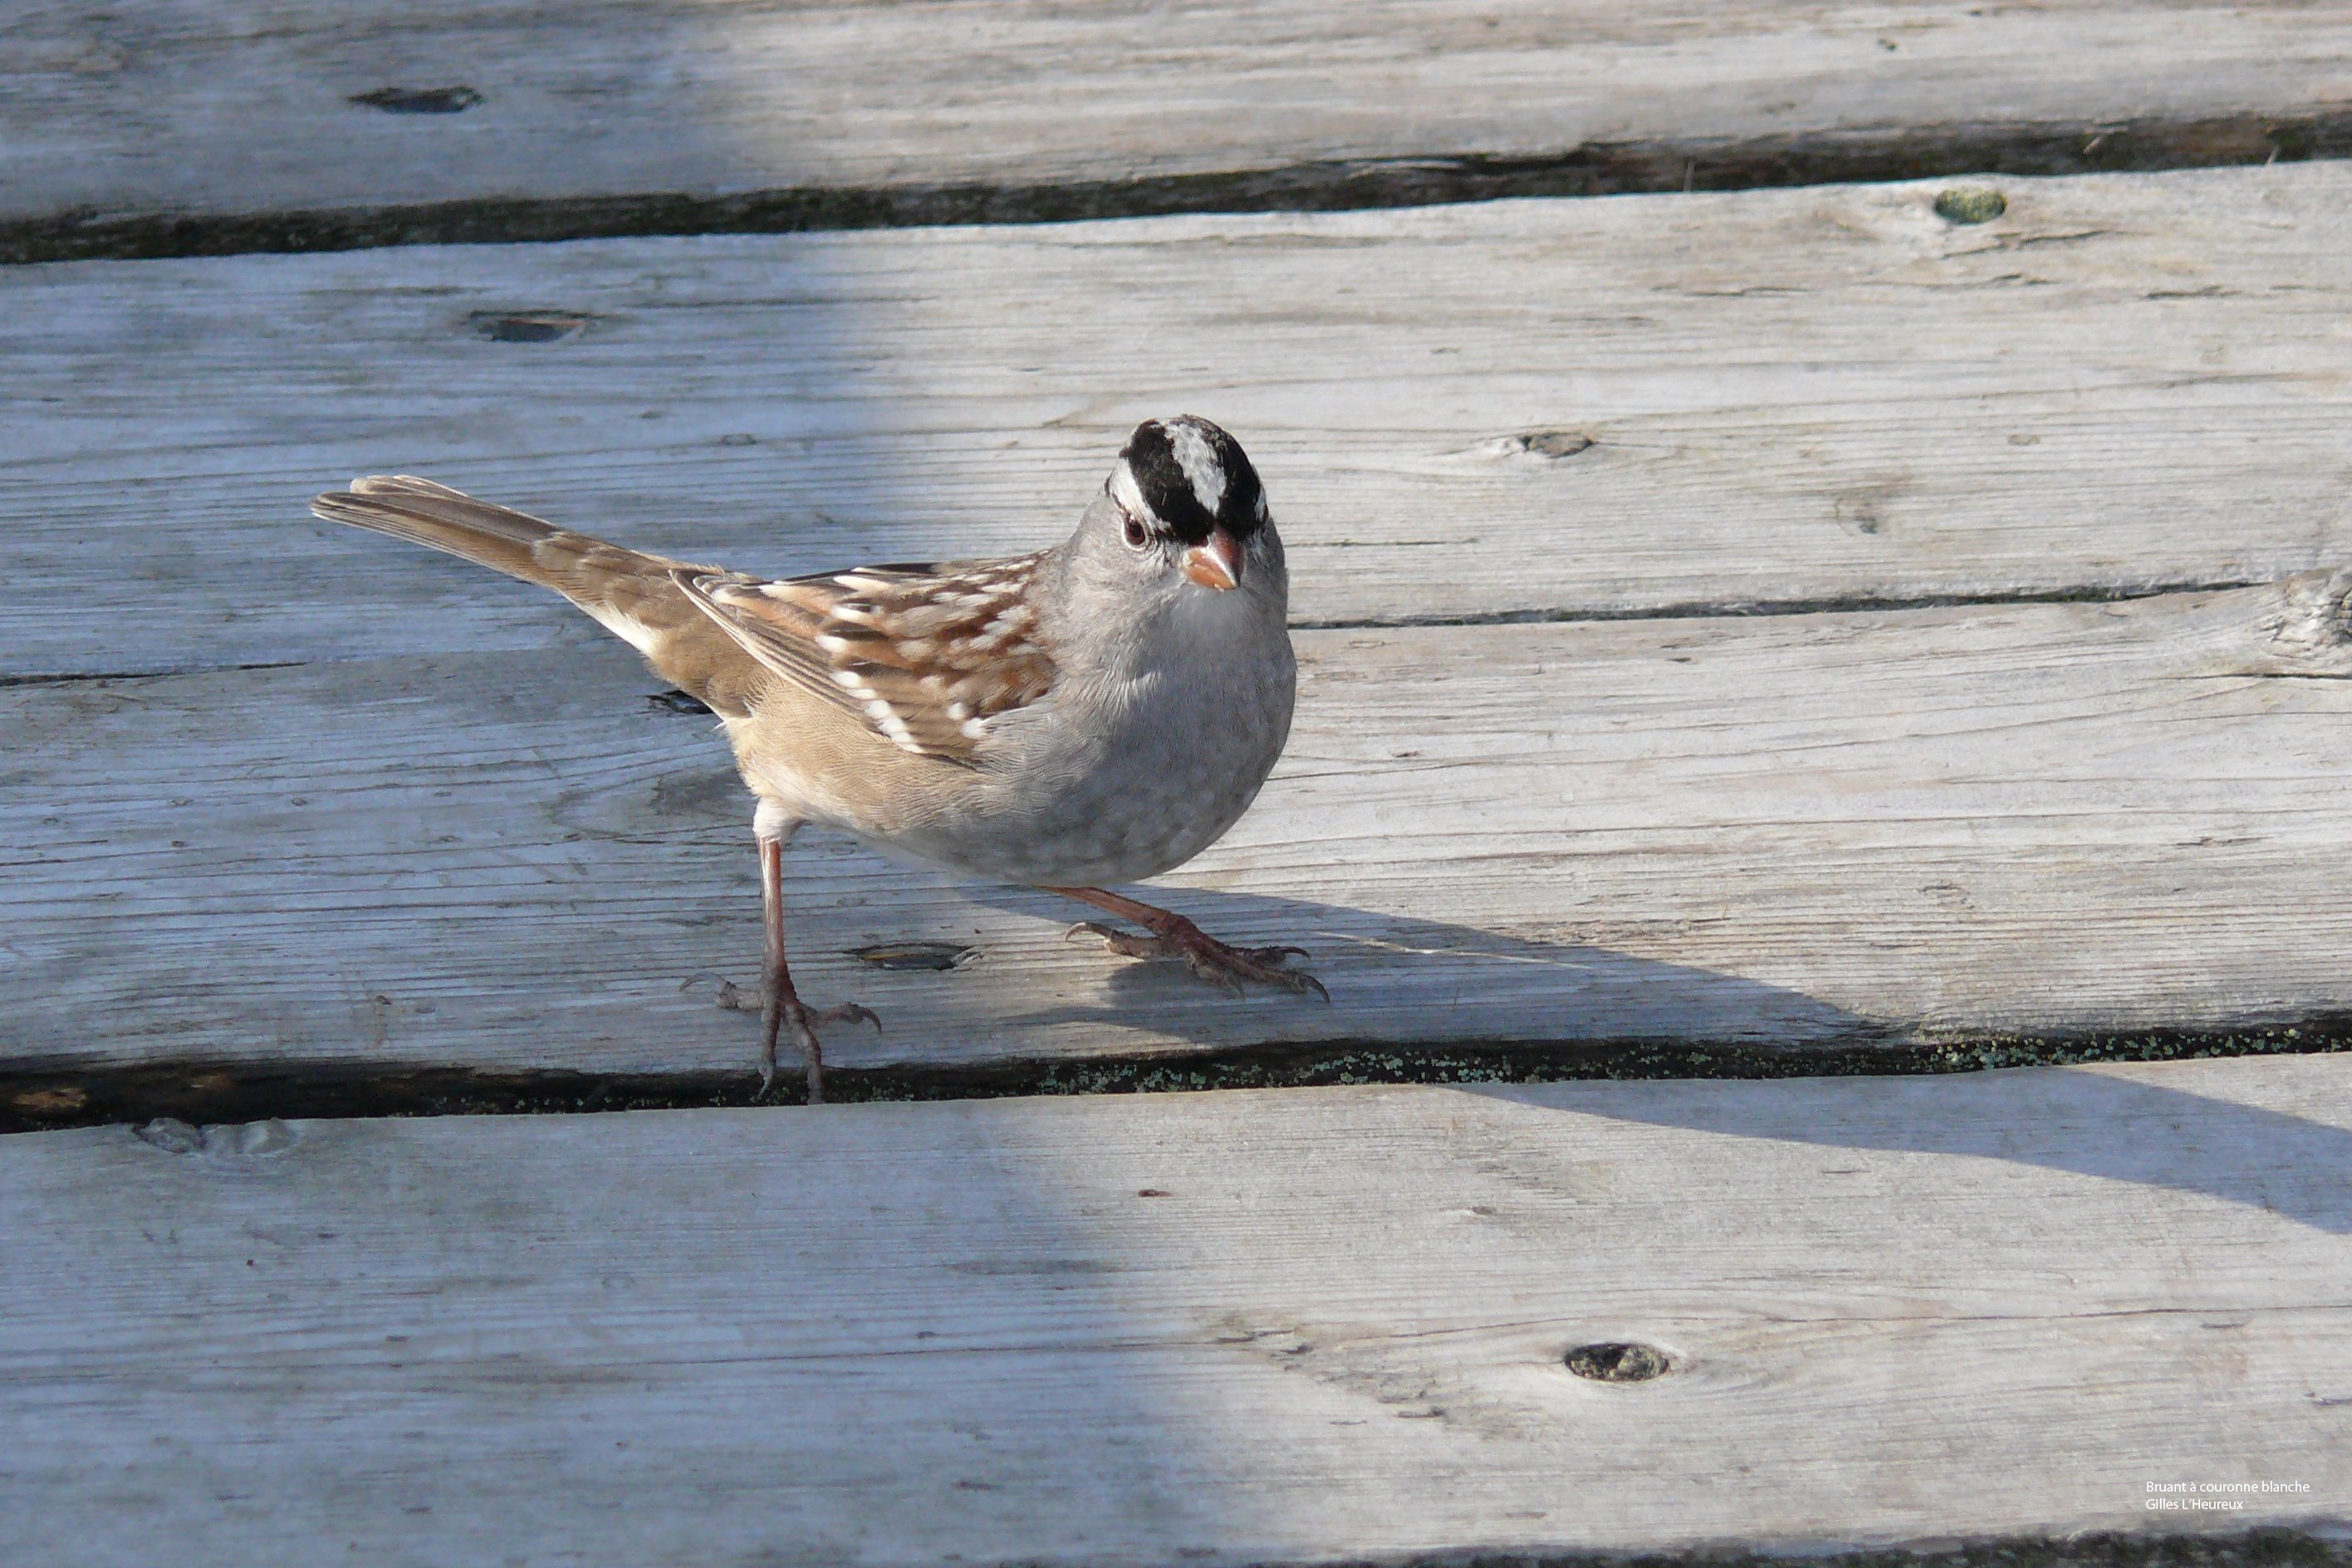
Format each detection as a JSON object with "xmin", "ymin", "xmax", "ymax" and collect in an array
[{"xmin": 311, "ymin": 416, "xmax": 1324, "ymax": 1103}]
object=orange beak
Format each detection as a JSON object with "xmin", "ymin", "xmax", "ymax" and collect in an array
[{"xmin": 1181, "ymin": 527, "xmax": 1242, "ymax": 590}]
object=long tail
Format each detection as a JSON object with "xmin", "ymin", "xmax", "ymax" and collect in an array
[
  {"xmin": 311, "ymin": 476, "xmax": 762, "ymax": 713},
  {"xmin": 312, "ymin": 474, "xmax": 576, "ymax": 578}
]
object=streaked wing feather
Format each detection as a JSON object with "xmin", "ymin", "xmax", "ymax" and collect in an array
[{"xmin": 671, "ymin": 552, "xmax": 1055, "ymax": 763}]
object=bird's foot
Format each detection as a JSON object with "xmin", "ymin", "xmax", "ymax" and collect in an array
[
  {"xmin": 762, "ymin": 997, "xmax": 881, "ymax": 1103},
  {"xmin": 718, "ymin": 982, "xmax": 880, "ymax": 1103},
  {"xmin": 1068, "ymin": 917, "xmax": 1329, "ymax": 1002}
]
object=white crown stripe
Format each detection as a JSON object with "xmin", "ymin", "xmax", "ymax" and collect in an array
[{"xmin": 1167, "ymin": 420, "xmax": 1227, "ymax": 514}]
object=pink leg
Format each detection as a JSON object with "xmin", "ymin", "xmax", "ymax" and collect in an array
[{"xmin": 752, "ymin": 830, "xmax": 878, "ymax": 1104}]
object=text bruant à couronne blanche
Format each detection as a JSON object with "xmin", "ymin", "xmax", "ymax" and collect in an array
[{"xmin": 2144, "ymin": 1481, "xmax": 2310, "ymax": 1513}]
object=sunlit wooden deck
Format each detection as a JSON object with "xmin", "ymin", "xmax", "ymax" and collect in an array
[{"xmin": 5, "ymin": 3, "xmax": 2350, "ymax": 1561}]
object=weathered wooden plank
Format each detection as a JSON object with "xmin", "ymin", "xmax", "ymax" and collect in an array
[
  {"xmin": 5, "ymin": 1056, "xmax": 2347, "ymax": 1565},
  {"xmin": 7, "ymin": 164, "xmax": 2352, "ymax": 679},
  {"xmin": 11, "ymin": 571, "xmax": 2352, "ymax": 1090},
  {"xmin": 7, "ymin": 0, "xmax": 2350, "ymax": 252}
]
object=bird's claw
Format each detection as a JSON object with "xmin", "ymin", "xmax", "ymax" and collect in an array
[
  {"xmin": 745, "ymin": 992, "xmax": 881, "ymax": 1103},
  {"xmin": 802, "ymin": 1001, "xmax": 883, "ymax": 1036},
  {"xmin": 1071, "ymin": 918, "xmax": 1329, "ymax": 1002}
]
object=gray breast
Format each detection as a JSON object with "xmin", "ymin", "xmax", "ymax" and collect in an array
[{"xmin": 879, "ymin": 617, "xmax": 1296, "ymax": 888}]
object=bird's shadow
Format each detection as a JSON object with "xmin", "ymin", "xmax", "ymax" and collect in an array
[
  {"xmin": 954, "ymin": 881, "xmax": 1870, "ymax": 1048},
  {"xmin": 948, "ymin": 882, "xmax": 2352, "ymax": 1235}
]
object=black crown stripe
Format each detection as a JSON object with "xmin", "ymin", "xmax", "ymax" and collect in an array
[{"xmin": 1121, "ymin": 418, "xmax": 1265, "ymax": 545}]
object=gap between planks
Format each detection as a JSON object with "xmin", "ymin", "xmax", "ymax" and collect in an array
[
  {"xmin": 5, "ymin": 1024, "xmax": 2347, "ymax": 1140},
  {"xmin": 9, "ymin": 0, "xmax": 2352, "ymax": 261},
  {"xmin": 10, "ymin": 111, "xmax": 2351, "ymax": 266},
  {"xmin": 1, "ymin": 581, "xmax": 2279, "ymax": 694},
  {"xmin": 12, "ymin": 570, "xmax": 2352, "ymax": 1134}
]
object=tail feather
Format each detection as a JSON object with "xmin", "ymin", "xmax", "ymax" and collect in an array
[
  {"xmin": 311, "ymin": 475, "xmax": 764, "ymax": 714},
  {"xmin": 313, "ymin": 476, "xmax": 566, "ymax": 584}
]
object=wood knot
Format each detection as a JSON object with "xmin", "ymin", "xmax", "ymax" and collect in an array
[
  {"xmin": 132, "ymin": 1118, "xmax": 300, "ymax": 1157},
  {"xmin": 2245, "ymin": 567, "xmax": 2352, "ymax": 679},
  {"xmin": 1463, "ymin": 431, "xmax": 1599, "ymax": 463},
  {"xmin": 1564, "ymin": 1340, "xmax": 1671, "ymax": 1382},
  {"xmin": 1509, "ymin": 430, "xmax": 1595, "ymax": 459},
  {"xmin": 135, "ymin": 1118, "xmax": 206, "ymax": 1154}
]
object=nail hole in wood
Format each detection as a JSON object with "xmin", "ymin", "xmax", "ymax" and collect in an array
[
  {"xmin": 854, "ymin": 942, "xmax": 977, "ymax": 973},
  {"xmin": 468, "ymin": 311, "xmax": 590, "ymax": 344},
  {"xmin": 1933, "ymin": 185, "xmax": 2007, "ymax": 224},
  {"xmin": 1564, "ymin": 1341, "xmax": 1671, "ymax": 1382},
  {"xmin": 350, "ymin": 86, "xmax": 482, "ymax": 115},
  {"xmin": 1137, "ymin": 1188, "xmax": 1172, "ymax": 1198}
]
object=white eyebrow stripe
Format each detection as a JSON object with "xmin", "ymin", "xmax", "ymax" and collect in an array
[
  {"xmin": 1110, "ymin": 465, "xmax": 1148, "ymax": 517},
  {"xmin": 1167, "ymin": 421, "xmax": 1226, "ymax": 512}
]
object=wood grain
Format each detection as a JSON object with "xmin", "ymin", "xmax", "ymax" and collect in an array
[
  {"xmin": 5, "ymin": 1056, "xmax": 2346, "ymax": 1565},
  {"xmin": 8, "ymin": 163, "xmax": 2352, "ymax": 679},
  {"xmin": 12, "ymin": 571, "xmax": 2352, "ymax": 1084},
  {"xmin": 7, "ymin": 0, "xmax": 2350, "ymax": 232}
]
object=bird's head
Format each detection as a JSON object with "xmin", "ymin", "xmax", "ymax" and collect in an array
[{"xmin": 1100, "ymin": 415, "xmax": 1277, "ymax": 596}]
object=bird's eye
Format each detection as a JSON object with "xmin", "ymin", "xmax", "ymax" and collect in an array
[{"xmin": 1121, "ymin": 512, "xmax": 1149, "ymax": 549}]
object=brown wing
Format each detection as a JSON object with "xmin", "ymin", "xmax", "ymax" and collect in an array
[{"xmin": 672, "ymin": 553, "xmax": 1056, "ymax": 764}]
